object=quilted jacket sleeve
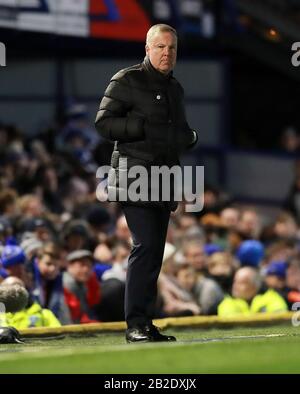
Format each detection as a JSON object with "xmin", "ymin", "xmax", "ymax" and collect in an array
[{"xmin": 95, "ymin": 72, "xmax": 145, "ymax": 142}]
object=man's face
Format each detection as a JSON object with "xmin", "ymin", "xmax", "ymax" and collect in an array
[
  {"xmin": 68, "ymin": 258, "xmax": 93, "ymax": 283},
  {"xmin": 239, "ymin": 211, "xmax": 260, "ymax": 237},
  {"xmin": 177, "ymin": 267, "xmax": 196, "ymax": 292},
  {"xmin": 38, "ymin": 253, "xmax": 60, "ymax": 281},
  {"xmin": 220, "ymin": 208, "xmax": 240, "ymax": 228},
  {"xmin": 232, "ymin": 270, "xmax": 257, "ymax": 301},
  {"xmin": 185, "ymin": 244, "xmax": 206, "ymax": 272},
  {"xmin": 146, "ymin": 31, "xmax": 177, "ymax": 74}
]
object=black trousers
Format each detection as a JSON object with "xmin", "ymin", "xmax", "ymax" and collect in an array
[{"xmin": 122, "ymin": 204, "xmax": 171, "ymax": 328}]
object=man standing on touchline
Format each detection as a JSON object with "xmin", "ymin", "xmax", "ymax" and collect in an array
[{"xmin": 95, "ymin": 24, "xmax": 198, "ymax": 343}]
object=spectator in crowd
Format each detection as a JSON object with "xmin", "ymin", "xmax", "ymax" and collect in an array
[
  {"xmin": 95, "ymin": 240, "xmax": 130, "ymax": 322},
  {"xmin": 285, "ymin": 256, "xmax": 300, "ymax": 308},
  {"xmin": 175, "ymin": 263, "xmax": 223, "ymax": 315},
  {"xmin": 115, "ymin": 215, "xmax": 132, "ymax": 243},
  {"xmin": 194, "ymin": 184, "xmax": 228, "ymax": 218},
  {"xmin": 264, "ymin": 261, "xmax": 288, "ymax": 297},
  {"xmin": 1, "ymin": 245, "xmax": 28, "ymax": 284},
  {"xmin": 238, "ymin": 209, "xmax": 261, "ymax": 239},
  {"xmin": 182, "ymin": 239, "xmax": 207, "ymax": 272},
  {"xmin": 199, "ymin": 213, "xmax": 227, "ymax": 246},
  {"xmin": 227, "ymin": 228, "xmax": 247, "ymax": 254},
  {"xmin": 18, "ymin": 217, "xmax": 53, "ymax": 243},
  {"xmin": 236, "ymin": 240, "xmax": 264, "ymax": 268},
  {"xmin": 158, "ymin": 263, "xmax": 201, "ymax": 317},
  {"xmin": 100, "ymin": 240, "xmax": 131, "ymax": 283},
  {"xmin": 33, "ymin": 164, "xmax": 64, "ymax": 214},
  {"xmin": 273, "ymin": 212, "xmax": 298, "ymax": 240},
  {"xmin": 93, "ymin": 242, "xmax": 113, "ymax": 266},
  {"xmin": 1, "ymin": 276, "xmax": 61, "ymax": 329},
  {"xmin": 0, "ymin": 277, "xmax": 28, "ymax": 313},
  {"xmin": 61, "ymin": 219, "xmax": 92, "ymax": 253},
  {"xmin": 63, "ymin": 249, "xmax": 101, "ymax": 324},
  {"xmin": 20, "ymin": 235, "xmax": 43, "ymax": 264},
  {"xmin": 58, "ymin": 103, "xmax": 100, "ymax": 151},
  {"xmin": 18, "ymin": 194, "xmax": 45, "ymax": 219},
  {"xmin": 218, "ymin": 267, "xmax": 288, "ymax": 317},
  {"xmin": 175, "ymin": 213, "xmax": 199, "ymax": 239},
  {"xmin": 207, "ymin": 251, "xmax": 238, "ymax": 294},
  {"xmin": 0, "ymin": 216, "xmax": 15, "ymax": 247},
  {"xmin": 0, "ymin": 278, "xmax": 27, "ymax": 343},
  {"xmin": 91, "ymin": 240, "xmax": 130, "ymax": 321},
  {"xmin": 160, "ymin": 242, "xmax": 177, "ymax": 277},
  {"xmin": 263, "ymin": 240, "xmax": 297, "ymax": 267},
  {"xmin": 83, "ymin": 204, "xmax": 112, "ymax": 241},
  {"xmin": 0, "ymin": 188, "xmax": 19, "ymax": 219},
  {"xmin": 220, "ymin": 207, "xmax": 240, "ymax": 229},
  {"xmin": 32, "ymin": 242, "xmax": 71, "ymax": 324},
  {"xmin": 192, "ymin": 272, "xmax": 224, "ymax": 315},
  {"xmin": 181, "ymin": 239, "xmax": 223, "ymax": 314}
]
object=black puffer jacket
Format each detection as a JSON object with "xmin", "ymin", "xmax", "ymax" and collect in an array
[{"xmin": 95, "ymin": 56, "xmax": 198, "ymax": 211}]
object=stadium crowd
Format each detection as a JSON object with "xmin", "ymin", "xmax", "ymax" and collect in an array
[{"xmin": 1, "ymin": 107, "xmax": 300, "ymax": 328}]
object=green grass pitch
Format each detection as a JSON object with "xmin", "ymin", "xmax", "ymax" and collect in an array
[{"xmin": 1, "ymin": 325, "xmax": 300, "ymax": 373}]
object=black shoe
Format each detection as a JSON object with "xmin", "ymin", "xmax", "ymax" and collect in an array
[
  {"xmin": 126, "ymin": 324, "xmax": 176, "ymax": 343},
  {"xmin": 0, "ymin": 326, "xmax": 24, "ymax": 344}
]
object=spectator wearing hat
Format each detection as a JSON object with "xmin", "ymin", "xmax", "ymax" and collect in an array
[
  {"xmin": 63, "ymin": 250, "xmax": 101, "ymax": 324},
  {"xmin": 264, "ymin": 261, "xmax": 288, "ymax": 295},
  {"xmin": 218, "ymin": 267, "xmax": 288, "ymax": 317},
  {"xmin": 1, "ymin": 245, "xmax": 27, "ymax": 283},
  {"xmin": 236, "ymin": 240, "xmax": 264, "ymax": 268},
  {"xmin": 18, "ymin": 217, "xmax": 53, "ymax": 243},
  {"xmin": 61, "ymin": 219, "xmax": 93, "ymax": 254},
  {"xmin": 32, "ymin": 242, "xmax": 71, "ymax": 325},
  {"xmin": 204, "ymin": 243, "xmax": 223, "ymax": 257},
  {"xmin": 85, "ymin": 204, "xmax": 112, "ymax": 241}
]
